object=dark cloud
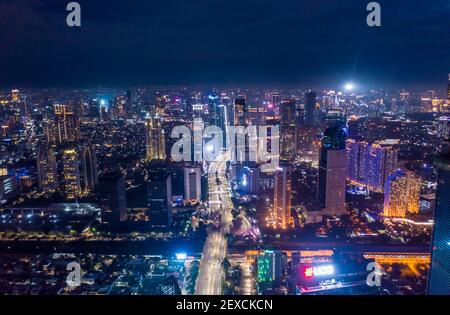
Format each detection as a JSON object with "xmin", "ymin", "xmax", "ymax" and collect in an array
[{"xmin": 0, "ymin": 0, "xmax": 448, "ymax": 88}]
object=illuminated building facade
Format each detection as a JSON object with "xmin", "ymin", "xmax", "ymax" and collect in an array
[
  {"xmin": 145, "ymin": 116, "xmax": 166, "ymax": 161},
  {"xmin": 62, "ymin": 147, "xmax": 81, "ymax": 199},
  {"xmin": 0, "ymin": 167, "xmax": 15, "ymax": 201},
  {"xmin": 234, "ymin": 97, "xmax": 246, "ymax": 126},
  {"xmin": 318, "ymin": 125, "xmax": 347, "ymax": 216},
  {"xmin": 273, "ymin": 164, "xmax": 292, "ymax": 229},
  {"xmin": 280, "ymin": 99, "xmax": 296, "ymax": 159},
  {"xmin": 257, "ymin": 250, "xmax": 283, "ymax": 284},
  {"xmin": 81, "ymin": 144, "xmax": 98, "ymax": 193},
  {"xmin": 36, "ymin": 144, "xmax": 58, "ymax": 194},
  {"xmin": 347, "ymin": 140, "xmax": 398, "ymax": 192},
  {"xmin": 383, "ymin": 170, "xmax": 421, "ymax": 217},
  {"xmin": 184, "ymin": 166, "xmax": 201, "ymax": 202},
  {"xmin": 49, "ymin": 104, "xmax": 78, "ymax": 143},
  {"xmin": 428, "ymin": 144, "xmax": 450, "ymax": 295},
  {"xmin": 437, "ymin": 116, "xmax": 450, "ymax": 140}
]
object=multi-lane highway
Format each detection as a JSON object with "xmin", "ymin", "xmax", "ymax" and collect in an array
[{"xmin": 195, "ymin": 153, "xmax": 234, "ymax": 295}]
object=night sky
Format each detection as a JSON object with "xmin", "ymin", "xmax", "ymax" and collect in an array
[{"xmin": 0, "ymin": 0, "xmax": 449, "ymax": 88}]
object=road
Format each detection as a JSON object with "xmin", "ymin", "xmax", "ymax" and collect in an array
[
  {"xmin": 240, "ymin": 261, "xmax": 255, "ymax": 295},
  {"xmin": 195, "ymin": 153, "xmax": 234, "ymax": 295}
]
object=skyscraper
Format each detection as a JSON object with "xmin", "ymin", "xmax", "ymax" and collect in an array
[
  {"xmin": 51, "ymin": 104, "xmax": 78, "ymax": 143},
  {"xmin": 81, "ymin": 144, "xmax": 98, "ymax": 193},
  {"xmin": 145, "ymin": 165, "xmax": 173, "ymax": 226},
  {"xmin": 383, "ymin": 170, "xmax": 421, "ymax": 217},
  {"xmin": 428, "ymin": 143, "xmax": 450, "ymax": 294},
  {"xmin": 347, "ymin": 140, "xmax": 398, "ymax": 192},
  {"xmin": 184, "ymin": 166, "xmax": 201, "ymax": 202},
  {"xmin": 234, "ymin": 97, "xmax": 246, "ymax": 126},
  {"xmin": 280, "ymin": 99, "xmax": 296, "ymax": 159},
  {"xmin": 62, "ymin": 147, "xmax": 81, "ymax": 199},
  {"xmin": 317, "ymin": 125, "xmax": 347, "ymax": 216},
  {"xmin": 36, "ymin": 144, "xmax": 58, "ymax": 194},
  {"xmin": 98, "ymin": 171, "xmax": 127, "ymax": 223},
  {"xmin": 145, "ymin": 115, "xmax": 166, "ymax": 161},
  {"xmin": 273, "ymin": 164, "xmax": 292, "ymax": 229},
  {"xmin": 304, "ymin": 91, "xmax": 317, "ymax": 126}
]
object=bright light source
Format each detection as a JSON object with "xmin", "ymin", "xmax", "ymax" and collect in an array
[
  {"xmin": 206, "ymin": 144, "xmax": 214, "ymax": 152},
  {"xmin": 175, "ymin": 253, "xmax": 187, "ymax": 260},
  {"xmin": 344, "ymin": 83, "xmax": 354, "ymax": 91}
]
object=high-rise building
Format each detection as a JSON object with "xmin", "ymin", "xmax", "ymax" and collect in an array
[
  {"xmin": 81, "ymin": 144, "xmax": 98, "ymax": 193},
  {"xmin": 234, "ymin": 97, "xmax": 246, "ymax": 126},
  {"xmin": 325, "ymin": 109, "xmax": 346, "ymax": 129},
  {"xmin": 280, "ymin": 99, "xmax": 296, "ymax": 159},
  {"xmin": 90, "ymin": 99, "xmax": 101, "ymax": 118},
  {"xmin": 184, "ymin": 166, "xmax": 201, "ymax": 202},
  {"xmin": 317, "ymin": 125, "xmax": 347, "ymax": 216},
  {"xmin": 145, "ymin": 115, "xmax": 166, "ymax": 161},
  {"xmin": 347, "ymin": 140, "xmax": 398, "ymax": 192},
  {"xmin": 383, "ymin": 170, "xmax": 421, "ymax": 217},
  {"xmin": 145, "ymin": 166, "xmax": 173, "ymax": 226},
  {"xmin": 51, "ymin": 104, "xmax": 79, "ymax": 143},
  {"xmin": 437, "ymin": 116, "xmax": 450, "ymax": 140},
  {"xmin": 273, "ymin": 164, "xmax": 292, "ymax": 229},
  {"xmin": 62, "ymin": 147, "xmax": 81, "ymax": 199},
  {"xmin": 257, "ymin": 250, "xmax": 283, "ymax": 284},
  {"xmin": 98, "ymin": 171, "xmax": 127, "ymax": 223},
  {"xmin": 36, "ymin": 144, "xmax": 58, "ymax": 194},
  {"xmin": 11, "ymin": 89, "xmax": 20, "ymax": 102},
  {"xmin": 428, "ymin": 143, "xmax": 450, "ymax": 294},
  {"xmin": 304, "ymin": 91, "xmax": 317, "ymax": 126}
]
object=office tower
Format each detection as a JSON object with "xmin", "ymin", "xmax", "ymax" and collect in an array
[
  {"xmin": 234, "ymin": 97, "xmax": 246, "ymax": 126},
  {"xmin": 325, "ymin": 109, "xmax": 346, "ymax": 129},
  {"xmin": 383, "ymin": 170, "xmax": 421, "ymax": 217},
  {"xmin": 304, "ymin": 91, "xmax": 316, "ymax": 126},
  {"xmin": 428, "ymin": 142, "xmax": 450, "ymax": 294},
  {"xmin": 90, "ymin": 98, "xmax": 100, "ymax": 118},
  {"xmin": 257, "ymin": 250, "xmax": 283, "ymax": 284},
  {"xmin": 280, "ymin": 99, "xmax": 296, "ymax": 159},
  {"xmin": 437, "ymin": 116, "xmax": 450, "ymax": 140},
  {"xmin": 157, "ymin": 276, "xmax": 182, "ymax": 295},
  {"xmin": 36, "ymin": 144, "xmax": 58, "ymax": 193},
  {"xmin": 184, "ymin": 166, "xmax": 201, "ymax": 202},
  {"xmin": 240, "ymin": 162, "xmax": 260, "ymax": 195},
  {"xmin": 273, "ymin": 164, "xmax": 292, "ymax": 229},
  {"xmin": 317, "ymin": 124, "xmax": 347, "ymax": 216},
  {"xmin": 0, "ymin": 167, "xmax": 15, "ymax": 201},
  {"xmin": 155, "ymin": 92, "xmax": 165, "ymax": 116},
  {"xmin": 113, "ymin": 95, "xmax": 127, "ymax": 119},
  {"xmin": 98, "ymin": 171, "xmax": 127, "ymax": 223},
  {"xmin": 81, "ymin": 144, "xmax": 98, "ymax": 193},
  {"xmin": 145, "ymin": 115, "xmax": 166, "ymax": 161},
  {"xmin": 126, "ymin": 90, "xmax": 134, "ymax": 117},
  {"xmin": 347, "ymin": 140, "xmax": 398, "ymax": 192},
  {"xmin": 62, "ymin": 147, "xmax": 81, "ymax": 199},
  {"xmin": 145, "ymin": 166, "xmax": 173, "ymax": 226},
  {"xmin": 52, "ymin": 104, "xmax": 78, "ymax": 143}
]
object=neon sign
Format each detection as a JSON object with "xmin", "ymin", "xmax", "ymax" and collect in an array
[{"xmin": 303, "ymin": 264, "xmax": 334, "ymax": 278}]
